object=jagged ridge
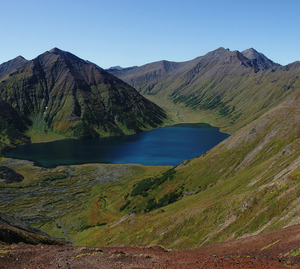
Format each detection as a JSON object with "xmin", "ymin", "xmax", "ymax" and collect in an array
[{"xmin": 108, "ymin": 47, "xmax": 291, "ymax": 132}]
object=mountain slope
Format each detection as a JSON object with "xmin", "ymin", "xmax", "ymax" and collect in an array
[
  {"xmin": 108, "ymin": 48, "xmax": 292, "ymax": 132},
  {"xmin": 0, "ymin": 212, "xmax": 63, "ymax": 245},
  {"xmin": 70, "ymin": 92, "xmax": 300, "ymax": 248},
  {"xmin": 0, "ymin": 48, "xmax": 166, "ymax": 140},
  {"xmin": 0, "ymin": 56, "xmax": 28, "ymax": 79},
  {"xmin": 0, "ymin": 100, "xmax": 31, "ymax": 152}
]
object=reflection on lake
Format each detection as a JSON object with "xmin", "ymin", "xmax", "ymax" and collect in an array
[{"xmin": 5, "ymin": 123, "xmax": 229, "ymax": 168}]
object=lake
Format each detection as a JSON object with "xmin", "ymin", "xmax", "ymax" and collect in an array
[{"xmin": 5, "ymin": 123, "xmax": 229, "ymax": 168}]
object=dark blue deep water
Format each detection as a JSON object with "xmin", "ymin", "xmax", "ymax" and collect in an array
[{"xmin": 5, "ymin": 123, "xmax": 229, "ymax": 168}]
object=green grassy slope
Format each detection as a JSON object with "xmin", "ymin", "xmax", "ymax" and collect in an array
[
  {"xmin": 70, "ymin": 92, "xmax": 300, "ymax": 248},
  {"xmin": 109, "ymin": 48, "xmax": 299, "ymax": 133}
]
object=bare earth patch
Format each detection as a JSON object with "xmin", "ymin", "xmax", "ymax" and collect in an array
[{"xmin": 0, "ymin": 225, "xmax": 299, "ymax": 268}]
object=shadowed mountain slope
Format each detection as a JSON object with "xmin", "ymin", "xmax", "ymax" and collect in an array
[
  {"xmin": 0, "ymin": 100, "xmax": 31, "ymax": 152},
  {"xmin": 241, "ymin": 48, "xmax": 279, "ymax": 70},
  {"xmin": 0, "ymin": 48, "xmax": 166, "ymax": 140}
]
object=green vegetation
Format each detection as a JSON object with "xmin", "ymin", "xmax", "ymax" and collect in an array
[
  {"xmin": 0, "ymin": 48, "xmax": 299, "ymax": 251},
  {"xmin": 0, "ymin": 101, "xmax": 31, "ymax": 153},
  {"xmin": 260, "ymin": 240, "xmax": 281, "ymax": 251},
  {"xmin": 130, "ymin": 169, "xmax": 175, "ymax": 197},
  {"xmin": 0, "ymin": 48, "xmax": 167, "ymax": 144},
  {"xmin": 0, "ymin": 159, "xmax": 171, "ymax": 244},
  {"xmin": 1, "ymin": 92, "xmax": 299, "ymax": 249},
  {"xmin": 289, "ymin": 248, "xmax": 300, "ymax": 257},
  {"xmin": 110, "ymin": 48, "xmax": 300, "ymax": 134}
]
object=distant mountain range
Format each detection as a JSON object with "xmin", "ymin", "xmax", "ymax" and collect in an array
[
  {"xmin": 108, "ymin": 48, "xmax": 299, "ymax": 132},
  {"xmin": 1, "ymin": 47, "xmax": 299, "ymax": 150},
  {"xmin": 0, "ymin": 48, "xmax": 166, "ymax": 149}
]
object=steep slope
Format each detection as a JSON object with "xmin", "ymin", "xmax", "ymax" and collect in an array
[
  {"xmin": 108, "ymin": 48, "xmax": 294, "ymax": 133},
  {"xmin": 0, "ymin": 100, "xmax": 31, "ymax": 152},
  {"xmin": 0, "ymin": 212, "xmax": 63, "ymax": 245},
  {"xmin": 0, "ymin": 48, "xmax": 166, "ymax": 140},
  {"xmin": 0, "ymin": 56, "xmax": 28, "ymax": 79},
  {"xmin": 69, "ymin": 92, "xmax": 299, "ymax": 248}
]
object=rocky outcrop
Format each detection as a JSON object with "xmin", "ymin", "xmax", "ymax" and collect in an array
[{"xmin": 0, "ymin": 166, "xmax": 24, "ymax": 184}]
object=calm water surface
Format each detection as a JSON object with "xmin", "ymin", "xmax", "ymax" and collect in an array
[{"xmin": 5, "ymin": 123, "xmax": 229, "ymax": 168}]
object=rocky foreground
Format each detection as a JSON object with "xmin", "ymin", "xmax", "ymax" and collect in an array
[{"xmin": 0, "ymin": 224, "xmax": 299, "ymax": 269}]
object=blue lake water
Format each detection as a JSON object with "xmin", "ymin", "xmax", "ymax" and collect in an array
[{"xmin": 5, "ymin": 123, "xmax": 229, "ymax": 168}]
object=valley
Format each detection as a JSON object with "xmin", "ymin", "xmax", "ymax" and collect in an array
[{"xmin": 0, "ymin": 47, "xmax": 299, "ymax": 268}]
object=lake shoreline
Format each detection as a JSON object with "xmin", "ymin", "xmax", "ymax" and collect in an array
[{"xmin": 5, "ymin": 123, "xmax": 230, "ymax": 168}]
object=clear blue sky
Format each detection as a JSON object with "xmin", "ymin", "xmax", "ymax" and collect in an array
[{"xmin": 1, "ymin": 0, "xmax": 299, "ymax": 68}]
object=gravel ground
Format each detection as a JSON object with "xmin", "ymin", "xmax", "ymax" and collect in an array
[{"xmin": 0, "ymin": 224, "xmax": 299, "ymax": 268}]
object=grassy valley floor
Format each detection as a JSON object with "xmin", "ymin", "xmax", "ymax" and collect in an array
[{"xmin": 0, "ymin": 158, "xmax": 171, "ymax": 243}]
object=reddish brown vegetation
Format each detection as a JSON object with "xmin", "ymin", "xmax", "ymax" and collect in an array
[{"xmin": 0, "ymin": 224, "xmax": 299, "ymax": 268}]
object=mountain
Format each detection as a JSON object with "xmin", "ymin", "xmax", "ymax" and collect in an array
[
  {"xmin": 0, "ymin": 100, "xmax": 31, "ymax": 152},
  {"xmin": 0, "ymin": 56, "xmax": 28, "ymax": 79},
  {"xmin": 0, "ymin": 48, "xmax": 166, "ymax": 140},
  {"xmin": 108, "ymin": 48, "xmax": 292, "ymax": 132}
]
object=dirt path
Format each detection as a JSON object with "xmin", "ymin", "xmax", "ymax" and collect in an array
[{"xmin": 0, "ymin": 225, "xmax": 299, "ymax": 268}]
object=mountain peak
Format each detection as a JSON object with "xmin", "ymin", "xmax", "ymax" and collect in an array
[
  {"xmin": 0, "ymin": 55, "xmax": 28, "ymax": 79},
  {"xmin": 43, "ymin": 48, "xmax": 86, "ymax": 65},
  {"xmin": 49, "ymin": 47, "xmax": 64, "ymax": 54},
  {"xmin": 242, "ymin": 48, "xmax": 280, "ymax": 70},
  {"xmin": 216, "ymin": 47, "xmax": 228, "ymax": 51},
  {"xmin": 242, "ymin": 48, "xmax": 260, "ymax": 59},
  {"xmin": 15, "ymin": 55, "xmax": 26, "ymax": 61},
  {"xmin": 107, "ymin": 65, "xmax": 124, "ymax": 71}
]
